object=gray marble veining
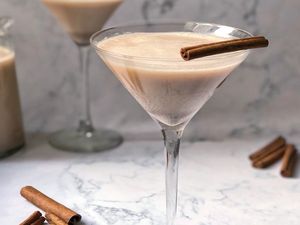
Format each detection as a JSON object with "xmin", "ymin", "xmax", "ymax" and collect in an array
[
  {"xmin": 0, "ymin": 0, "xmax": 299, "ymax": 140},
  {"xmin": 1, "ymin": 135, "xmax": 299, "ymax": 224}
]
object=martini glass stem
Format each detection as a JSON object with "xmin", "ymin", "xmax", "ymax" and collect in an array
[
  {"xmin": 162, "ymin": 129, "xmax": 183, "ymax": 225},
  {"xmin": 77, "ymin": 45, "xmax": 94, "ymax": 134}
]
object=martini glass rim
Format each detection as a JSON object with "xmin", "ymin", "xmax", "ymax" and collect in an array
[{"xmin": 90, "ymin": 21, "xmax": 253, "ymax": 63}]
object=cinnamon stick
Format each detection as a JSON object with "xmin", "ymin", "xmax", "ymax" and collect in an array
[
  {"xmin": 249, "ymin": 136, "xmax": 286, "ymax": 162},
  {"xmin": 20, "ymin": 186, "xmax": 81, "ymax": 225},
  {"xmin": 46, "ymin": 213, "xmax": 68, "ymax": 225},
  {"xmin": 31, "ymin": 216, "xmax": 45, "ymax": 225},
  {"xmin": 253, "ymin": 145, "xmax": 286, "ymax": 168},
  {"xmin": 281, "ymin": 144, "xmax": 297, "ymax": 177},
  {"xmin": 20, "ymin": 211, "xmax": 42, "ymax": 225},
  {"xmin": 181, "ymin": 36, "xmax": 269, "ymax": 61}
]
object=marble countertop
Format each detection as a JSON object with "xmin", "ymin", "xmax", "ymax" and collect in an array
[{"xmin": 1, "ymin": 135, "xmax": 299, "ymax": 225}]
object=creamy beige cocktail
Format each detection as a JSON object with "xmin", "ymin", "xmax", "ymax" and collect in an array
[
  {"xmin": 43, "ymin": 0, "xmax": 122, "ymax": 45},
  {"xmin": 0, "ymin": 46, "xmax": 24, "ymax": 152},
  {"xmin": 42, "ymin": 0, "xmax": 124, "ymax": 152},
  {"xmin": 97, "ymin": 32, "xmax": 247, "ymax": 127},
  {"xmin": 91, "ymin": 23, "xmax": 254, "ymax": 225}
]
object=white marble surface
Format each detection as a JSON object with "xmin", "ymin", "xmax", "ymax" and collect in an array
[
  {"xmin": 0, "ymin": 0, "xmax": 299, "ymax": 139},
  {"xmin": 1, "ymin": 1, "xmax": 300, "ymax": 223},
  {"xmin": 1, "ymin": 135, "xmax": 299, "ymax": 225}
]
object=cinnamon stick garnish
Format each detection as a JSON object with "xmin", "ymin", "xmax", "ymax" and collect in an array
[
  {"xmin": 249, "ymin": 136, "xmax": 286, "ymax": 162},
  {"xmin": 20, "ymin": 211, "xmax": 42, "ymax": 225},
  {"xmin": 253, "ymin": 145, "xmax": 286, "ymax": 168},
  {"xmin": 20, "ymin": 186, "xmax": 81, "ymax": 225},
  {"xmin": 281, "ymin": 144, "xmax": 297, "ymax": 177},
  {"xmin": 181, "ymin": 36, "xmax": 269, "ymax": 61},
  {"xmin": 46, "ymin": 213, "xmax": 68, "ymax": 225},
  {"xmin": 31, "ymin": 216, "xmax": 45, "ymax": 225}
]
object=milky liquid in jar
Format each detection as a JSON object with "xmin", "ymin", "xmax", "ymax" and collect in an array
[{"xmin": 0, "ymin": 46, "xmax": 24, "ymax": 157}]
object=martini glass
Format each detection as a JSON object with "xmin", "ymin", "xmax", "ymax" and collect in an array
[
  {"xmin": 91, "ymin": 22, "xmax": 252, "ymax": 224},
  {"xmin": 42, "ymin": 0, "xmax": 123, "ymax": 152}
]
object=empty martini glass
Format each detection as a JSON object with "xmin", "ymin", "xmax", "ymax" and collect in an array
[
  {"xmin": 91, "ymin": 22, "xmax": 252, "ymax": 225},
  {"xmin": 42, "ymin": 0, "xmax": 123, "ymax": 152}
]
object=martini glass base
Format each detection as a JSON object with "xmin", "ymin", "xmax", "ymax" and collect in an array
[{"xmin": 49, "ymin": 129, "xmax": 123, "ymax": 153}]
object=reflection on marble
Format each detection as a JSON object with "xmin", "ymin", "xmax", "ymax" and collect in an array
[
  {"xmin": 1, "ymin": 135, "xmax": 299, "ymax": 224},
  {"xmin": 0, "ymin": 0, "xmax": 299, "ymax": 140}
]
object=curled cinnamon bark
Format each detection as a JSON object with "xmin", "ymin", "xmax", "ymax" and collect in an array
[
  {"xmin": 181, "ymin": 36, "xmax": 269, "ymax": 61},
  {"xmin": 252, "ymin": 145, "xmax": 286, "ymax": 168},
  {"xmin": 19, "ymin": 211, "xmax": 42, "ymax": 225},
  {"xmin": 281, "ymin": 144, "xmax": 297, "ymax": 177},
  {"xmin": 46, "ymin": 213, "xmax": 68, "ymax": 225},
  {"xmin": 31, "ymin": 216, "xmax": 45, "ymax": 225},
  {"xmin": 249, "ymin": 136, "xmax": 286, "ymax": 162},
  {"xmin": 20, "ymin": 186, "xmax": 81, "ymax": 225}
]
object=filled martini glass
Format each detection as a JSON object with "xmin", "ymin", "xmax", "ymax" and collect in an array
[
  {"xmin": 42, "ymin": 0, "xmax": 123, "ymax": 152},
  {"xmin": 91, "ymin": 22, "xmax": 252, "ymax": 225}
]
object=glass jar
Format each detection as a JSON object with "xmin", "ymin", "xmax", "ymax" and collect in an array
[{"xmin": 0, "ymin": 17, "xmax": 25, "ymax": 158}]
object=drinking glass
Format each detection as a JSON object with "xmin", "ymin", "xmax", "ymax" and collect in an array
[
  {"xmin": 0, "ymin": 17, "xmax": 25, "ymax": 158},
  {"xmin": 91, "ymin": 22, "xmax": 252, "ymax": 224},
  {"xmin": 42, "ymin": 0, "xmax": 124, "ymax": 152}
]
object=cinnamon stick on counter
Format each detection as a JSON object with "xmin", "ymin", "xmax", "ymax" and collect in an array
[
  {"xmin": 46, "ymin": 213, "xmax": 68, "ymax": 225},
  {"xmin": 249, "ymin": 136, "xmax": 286, "ymax": 162},
  {"xmin": 253, "ymin": 145, "xmax": 286, "ymax": 168},
  {"xmin": 181, "ymin": 36, "xmax": 269, "ymax": 61},
  {"xmin": 281, "ymin": 144, "xmax": 297, "ymax": 177},
  {"xmin": 20, "ymin": 211, "xmax": 42, "ymax": 225},
  {"xmin": 20, "ymin": 186, "xmax": 81, "ymax": 225},
  {"xmin": 31, "ymin": 216, "xmax": 45, "ymax": 225}
]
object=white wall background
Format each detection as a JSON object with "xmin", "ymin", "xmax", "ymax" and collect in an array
[{"xmin": 0, "ymin": 0, "xmax": 299, "ymax": 140}]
